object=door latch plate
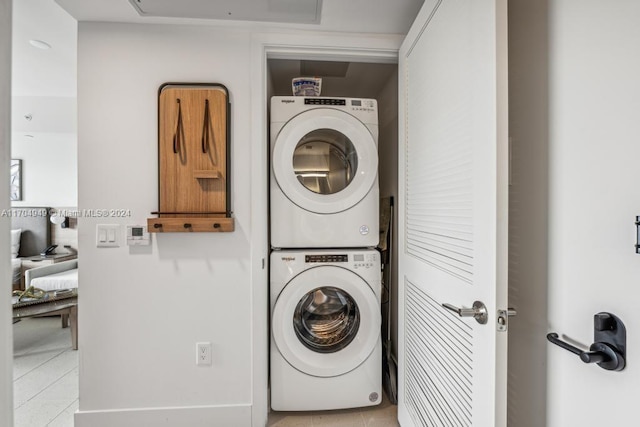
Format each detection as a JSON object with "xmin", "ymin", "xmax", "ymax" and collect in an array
[
  {"xmin": 497, "ymin": 309, "xmax": 508, "ymax": 332},
  {"xmin": 497, "ymin": 308, "xmax": 517, "ymax": 332}
]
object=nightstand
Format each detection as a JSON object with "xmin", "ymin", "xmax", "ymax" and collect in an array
[{"xmin": 20, "ymin": 253, "xmax": 77, "ymax": 290}]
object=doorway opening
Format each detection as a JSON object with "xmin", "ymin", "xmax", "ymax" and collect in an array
[{"xmin": 265, "ymin": 55, "xmax": 401, "ymax": 408}]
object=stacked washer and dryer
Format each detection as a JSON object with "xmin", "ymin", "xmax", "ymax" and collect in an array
[{"xmin": 269, "ymin": 96, "xmax": 382, "ymax": 411}]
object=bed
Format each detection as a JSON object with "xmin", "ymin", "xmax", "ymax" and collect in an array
[{"xmin": 10, "ymin": 207, "xmax": 52, "ymax": 289}]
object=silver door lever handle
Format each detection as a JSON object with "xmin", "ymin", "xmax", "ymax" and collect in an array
[{"xmin": 442, "ymin": 301, "xmax": 488, "ymax": 324}]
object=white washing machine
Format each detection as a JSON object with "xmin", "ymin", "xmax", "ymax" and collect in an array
[
  {"xmin": 270, "ymin": 96, "xmax": 379, "ymax": 248},
  {"xmin": 270, "ymin": 249, "xmax": 382, "ymax": 411}
]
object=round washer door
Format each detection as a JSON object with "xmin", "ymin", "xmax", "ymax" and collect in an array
[
  {"xmin": 273, "ymin": 108, "xmax": 378, "ymax": 214},
  {"xmin": 272, "ymin": 265, "xmax": 381, "ymax": 378}
]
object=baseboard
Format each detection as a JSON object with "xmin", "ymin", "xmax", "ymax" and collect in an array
[{"xmin": 75, "ymin": 403, "xmax": 252, "ymax": 427}]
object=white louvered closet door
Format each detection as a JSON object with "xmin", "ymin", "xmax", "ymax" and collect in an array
[{"xmin": 397, "ymin": 0, "xmax": 509, "ymax": 426}]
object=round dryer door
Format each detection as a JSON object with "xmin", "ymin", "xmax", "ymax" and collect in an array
[
  {"xmin": 272, "ymin": 265, "xmax": 381, "ymax": 378},
  {"xmin": 272, "ymin": 108, "xmax": 378, "ymax": 214}
]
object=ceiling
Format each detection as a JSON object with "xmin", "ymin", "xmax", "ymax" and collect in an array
[
  {"xmin": 54, "ymin": 0, "xmax": 424, "ymax": 34},
  {"xmin": 12, "ymin": 0, "xmax": 423, "ymax": 126},
  {"xmin": 12, "ymin": 0, "xmax": 77, "ymax": 139},
  {"xmin": 12, "ymin": 0, "xmax": 77, "ymax": 98},
  {"xmin": 127, "ymin": 0, "xmax": 322, "ymax": 24}
]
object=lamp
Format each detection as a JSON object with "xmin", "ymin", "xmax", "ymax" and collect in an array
[{"xmin": 50, "ymin": 213, "xmax": 69, "ymax": 228}]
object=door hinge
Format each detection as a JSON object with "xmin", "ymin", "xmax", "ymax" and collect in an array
[{"xmin": 497, "ymin": 308, "xmax": 517, "ymax": 332}]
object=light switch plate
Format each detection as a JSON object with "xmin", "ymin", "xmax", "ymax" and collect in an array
[{"xmin": 96, "ymin": 224, "xmax": 121, "ymax": 247}]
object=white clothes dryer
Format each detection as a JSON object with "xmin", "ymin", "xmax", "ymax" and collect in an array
[
  {"xmin": 270, "ymin": 96, "xmax": 379, "ymax": 248},
  {"xmin": 270, "ymin": 249, "xmax": 382, "ymax": 411}
]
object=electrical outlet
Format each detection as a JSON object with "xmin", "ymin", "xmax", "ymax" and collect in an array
[{"xmin": 196, "ymin": 342, "xmax": 212, "ymax": 366}]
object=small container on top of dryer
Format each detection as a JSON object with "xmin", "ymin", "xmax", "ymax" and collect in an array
[
  {"xmin": 270, "ymin": 96, "xmax": 380, "ymax": 249},
  {"xmin": 292, "ymin": 77, "xmax": 322, "ymax": 96}
]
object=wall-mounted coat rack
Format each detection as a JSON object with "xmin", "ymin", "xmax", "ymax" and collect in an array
[{"xmin": 147, "ymin": 83, "xmax": 234, "ymax": 233}]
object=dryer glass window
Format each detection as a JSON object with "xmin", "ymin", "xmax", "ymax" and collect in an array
[
  {"xmin": 293, "ymin": 286, "xmax": 360, "ymax": 353},
  {"xmin": 292, "ymin": 129, "xmax": 358, "ymax": 195}
]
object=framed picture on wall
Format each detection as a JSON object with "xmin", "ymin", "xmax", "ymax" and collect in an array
[{"xmin": 10, "ymin": 159, "xmax": 21, "ymax": 201}]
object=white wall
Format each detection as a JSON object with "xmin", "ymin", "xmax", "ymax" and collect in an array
[
  {"xmin": 1, "ymin": 0, "xmax": 13, "ymax": 425},
  {"xmin": 10, "ymin": 95, "xmax": 77, "ymax": 208},
  {"xmin": 546, "ymin": 1, "xmax": 640, "ymax": 425},
  {"xmin": 11, "ymin": 131, "xmax": 77, "ymax": 207},
  {"xmin": 509, "ymin": 1, "xmax": 640, "ymax": 425},
  {"xmin": 75, "ymin": 23, "xmax": 254, "ymax": 426}
]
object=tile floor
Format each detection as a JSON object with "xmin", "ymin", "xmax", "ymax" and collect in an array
[
  {"xmin": 13, "ymin": 317, "xmax": 79, "ymax": 427},
  {"xmin": 13, "ymin": 317, "xmax": 399, "ymax": 427}
]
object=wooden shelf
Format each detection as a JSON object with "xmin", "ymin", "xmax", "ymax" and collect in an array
[
  {"xmin": 147, "ymin": 217, "xmax": 234, "ymax": 233},
  {"xmin": 193, "ymin": 169, "xmax": 222, "ymax": 179}
]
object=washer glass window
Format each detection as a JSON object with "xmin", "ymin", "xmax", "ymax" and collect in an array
[
  {"xmin": 293, "ymin": 286, "xmax": 360, "ymax": 353},
  {"xmin": 292, "ymin": 129, "xmax": 358, "ymax": 195}
]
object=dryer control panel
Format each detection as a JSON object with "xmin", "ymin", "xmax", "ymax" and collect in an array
[
  {"xmin": 302, "ymin": 97, "xmax": 376, "ymax": 113},
  {"xmin": 304, "ymin": 98, "xmax": 346, "ymax": 106},
  {"xmin": 271, "ymin": 96, "xmax": 378, "ymax": 124}
]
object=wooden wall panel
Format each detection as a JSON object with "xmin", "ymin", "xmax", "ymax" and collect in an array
[{"xmin": 150, "ymin": 84, "xmax": 233, "ymax": 232}]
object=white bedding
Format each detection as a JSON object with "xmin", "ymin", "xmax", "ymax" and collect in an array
[
  {"xmin": 30, "ymin": 268, "xmax": 78, "ymax": 291},
  {"xmin": 11, "ymin": 258, "xmax": 21, "ymax": 284}
]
